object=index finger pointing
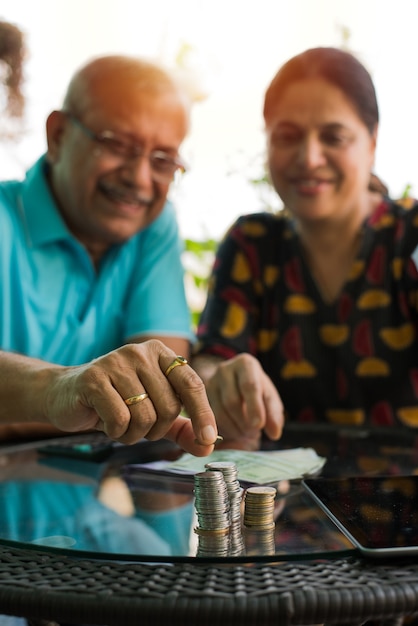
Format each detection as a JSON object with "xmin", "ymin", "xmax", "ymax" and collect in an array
[{"xmin": 161, "ymin": 356, "xmax": 218, "ymax": 445}]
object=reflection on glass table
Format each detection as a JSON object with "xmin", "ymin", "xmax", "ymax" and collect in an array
[
  {"xmin": 0, "ymin": 441, "xmax": 195, "ymax": 559},
  {"xmin": 0, "ymin": 425, "xmax": 417, "ymax": 564}
]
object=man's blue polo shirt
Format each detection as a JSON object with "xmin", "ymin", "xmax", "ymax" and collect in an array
[{"xmin": 0, "ymin": 157, "xmax": 193, "ymax": 365}]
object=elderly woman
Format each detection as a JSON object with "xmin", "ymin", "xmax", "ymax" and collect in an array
[{"xmin": 193, "ymin": 47, "xmax": 418, "ymax": 448}]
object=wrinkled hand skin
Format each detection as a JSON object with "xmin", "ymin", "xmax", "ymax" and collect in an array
[
  {"xmin": 43, "ymin": 340, "xmax": 218, "ymax": 455},
  {"xmin": 194, "ymin": 353, "xmax": 284, "ymax": 451}
]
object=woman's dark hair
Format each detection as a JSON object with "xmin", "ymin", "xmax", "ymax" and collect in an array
[
  {"xmin": 263, "ymin": 47, "xmax": 379, "ymax": 135},
  {"xmin": 0, "ymin": 20, "xmax": 25, "ymax": 120}
]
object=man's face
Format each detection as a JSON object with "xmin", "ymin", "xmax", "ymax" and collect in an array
[{"xmin": 46, "ymin": 89, "xmax": 188, "ymax": 258}]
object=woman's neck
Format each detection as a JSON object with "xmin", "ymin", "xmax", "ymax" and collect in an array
[{"xmin": 296, "ymin": 198, "xmax": 374, "ymax": 303}]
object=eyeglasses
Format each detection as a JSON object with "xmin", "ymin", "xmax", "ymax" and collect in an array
[{"xmin": 64, "ymin": 112, "xmax": 187, "ymax": 183}]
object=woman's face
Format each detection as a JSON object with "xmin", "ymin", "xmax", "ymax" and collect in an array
[{"xmin": 265, "ymin": 78, "xmax": 377, "ymax": 223}]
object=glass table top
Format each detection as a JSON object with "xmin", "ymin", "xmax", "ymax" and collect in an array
[{"xmin": 0, "ymin": 425, "xmax": 417, "ymax": 563}]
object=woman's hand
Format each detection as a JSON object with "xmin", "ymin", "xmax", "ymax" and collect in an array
[{"xmin": 193, "ymin": 353, "xmax": 284, "ymax": 450}]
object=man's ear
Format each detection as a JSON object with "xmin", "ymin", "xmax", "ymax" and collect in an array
[{"xmin": 46, "ymin": 110, "xmax": 68, "ymax": 164}]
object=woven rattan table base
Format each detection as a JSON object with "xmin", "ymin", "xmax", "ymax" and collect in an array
[{"xmin": 1, "ymin": 545, "xmax": 418, "ymax": 625}]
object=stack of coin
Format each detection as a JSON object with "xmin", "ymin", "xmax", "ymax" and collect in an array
[
  {"xmin": 243, "ymin": 486, "xmax": 277, "ymax": 531},
  {"xmin": 205, "ymin": 461, "xmax": 245, "ymax": 556},
  {"xmin": 244, "ymin": 527, "xmax": 276, "ymax": 556},
  {"xmin": 193, "ymin": 470, "xmax": 231, "ymax": 556}
]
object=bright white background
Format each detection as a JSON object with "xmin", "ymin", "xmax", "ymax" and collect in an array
[{"xmin": 2, "ymin": 0, "xmax": 417, "ymax": 240}]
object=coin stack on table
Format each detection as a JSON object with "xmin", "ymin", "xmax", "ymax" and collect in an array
[
  {"xmin": 205, "ymin": 461, "xmax": 245, "ymax": 556},
  {"xmin": 193, "ymin": 466, "xmax": 277, "ymax": 557},
  {"xmin": 193, "ymin": 470, "xmax": 231, "ymax": 556},
  {"xmin": 243, "ymin": 485, "xmax": 277, "ymax": 555}
]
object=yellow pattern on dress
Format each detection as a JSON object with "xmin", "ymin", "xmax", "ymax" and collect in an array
[
  {"xmin": 391, "ymin": 258, "xmax": 403, "ymax": 280},
  {"xmin": 257, "ymin": 329, "xmax": 279, "ymax": 352},
  {"xmin": 372, "ymin": 213, "xmax": 395, "ymax": 229},
  {"xmin": 221, "ymin": 303, "xmax": 246, "ymax": 338},
  {"xmin": 264, "ymin": 265, "xmax": 279, "ymax": 287},
  {"xmin": 326, "ymin": 408, "xmax": 365, "ymax": 425},
  {"xmin": 357, "ymin": 289, "xmax": 391, "ymax": 309},
  {"xmin": 240, "ymin": 221, "xmax": 267, "ymax": 237},
  {"xmin": 284, "ymin": 294, "xmax": 316, "ymax": 314},
  {"xmin": 380, "ymin": 323, "xmax": 415, "ymax": 350},
  {"xmin": 397, "ymin": 407, "xmax": 418, "ymax": 427},
  {"xmin": 319, "ymin": 325, "xmax": 349, "ymax": 346},
  {"xmin": 231, "ymin": 252, "xmax": 251, "ymax": 283},
  {"xmin": 347, "ymin": 260, "xmax": 365, "ymax": 281},
  {"xmin": 253, "ymin": 279, "xmax": 264, "ymax": 296},
  {"xmin": 281, "ymin": 360, "xmax": 316, "ymax": 379},
  {"xmin": 355, "ymin": 357, "xmax": 390, "ymax": 376}
]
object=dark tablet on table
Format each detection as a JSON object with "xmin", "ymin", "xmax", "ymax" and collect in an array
[{"xmin": 302, "ymin": 475, "xmax": 418, "ymax": 558}]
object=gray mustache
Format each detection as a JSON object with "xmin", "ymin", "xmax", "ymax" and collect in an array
[{"xmin": 101, "ymin": 183, "xmax": 153, "ymax": 207}]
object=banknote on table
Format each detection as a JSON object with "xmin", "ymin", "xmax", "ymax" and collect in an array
[{"xmin": 129, "ymin": 447, "xmax": 325, "ymax": 486}]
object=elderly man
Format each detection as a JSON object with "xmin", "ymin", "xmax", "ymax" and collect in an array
[{"xmin": 0, "ymin": 55, "xmax": 218, "ymax": 451}]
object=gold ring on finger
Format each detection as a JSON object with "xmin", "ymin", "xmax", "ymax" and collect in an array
[
  {"xmin": 124, "ymin": 392, "xmax": 149, "ymax": 406},
  {"xmin": 164, "ymin": 356, "xmax": 188, "ymax": 377}
]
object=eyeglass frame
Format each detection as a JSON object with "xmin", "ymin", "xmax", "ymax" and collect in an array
[{"xmin": 63, "ymin": 111, "xmax": 187, "ymax": 183}]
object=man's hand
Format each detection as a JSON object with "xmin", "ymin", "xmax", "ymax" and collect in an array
[{"xmin": 0, "ymin": 341, "xmax": 218, "ymax": 457}]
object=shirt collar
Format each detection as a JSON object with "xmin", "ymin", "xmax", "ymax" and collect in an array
[{"xmin": 20, "ymin": 155, "xmax": 72, "ymax": 247}]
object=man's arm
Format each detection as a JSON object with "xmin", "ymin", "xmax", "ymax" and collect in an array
[{"xmin": 0, "ymin": 343, "xmax": 218, "ymax": 455}]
